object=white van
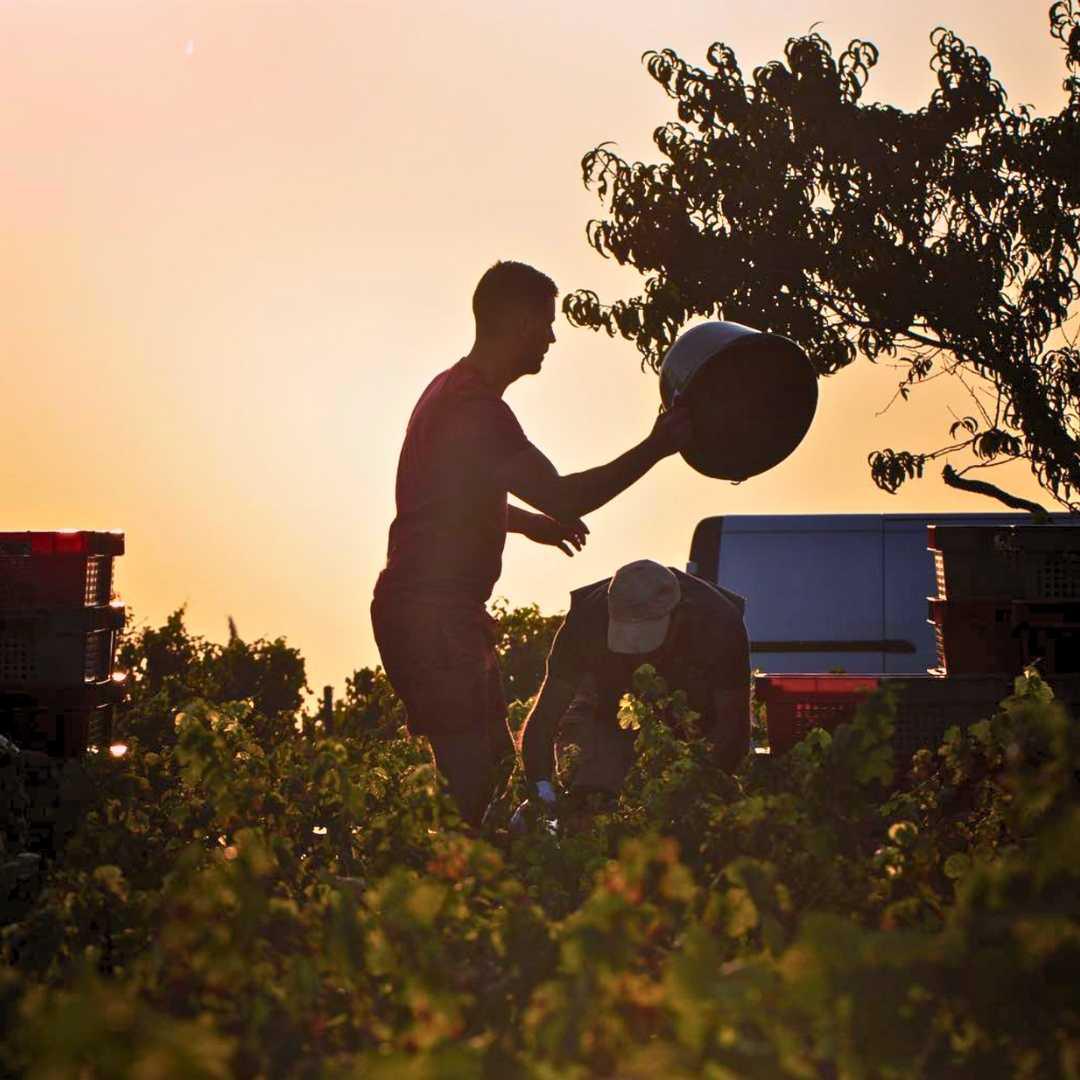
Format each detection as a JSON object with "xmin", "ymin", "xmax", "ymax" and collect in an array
[{"xmin": 686, "ymin": 513, "xmax": 1068, "ymax": 675}]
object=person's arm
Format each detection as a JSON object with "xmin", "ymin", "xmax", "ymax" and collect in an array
[
  {"xmin": 507, "ymin": 505, "xmax": 589, "ymax": 557},
  {"xmin": 517, "ymin": 615, "xmax": 584, "ymax": 783},
  {"xmin": 694, "ymin": 599, "xmax": 752, "ymax": 771},
  {"xmin": 518, "ymin": 671, "xmax": 578, "ymax": 784},
  {"xmin": 494, "ymin": 403, "xmax": 692, "ymax": 524},
  {"xmin": 706, "ymin": 685, "xmax": 752, "ymax": 773}
]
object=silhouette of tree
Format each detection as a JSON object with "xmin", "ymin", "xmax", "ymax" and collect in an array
[
  {"xmin": 116, "ymin": 608, "xmax": 307, "ymax": 748},
  {"xmin": 565, "ymin": 3, "xmax": 1080, "ymax": 509}
]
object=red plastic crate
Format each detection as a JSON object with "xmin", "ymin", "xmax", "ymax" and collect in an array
[
  {"xmin": 0, "ymin": 532, "xmax": 123, "ymax": 612},
  {"xmin": 928, "ymin": 525, "xmax": 1022, "ymax": 600},
  {"xmin": 885, "ymin": 674, "xmax": 1010, "ymax": 766},
  {"xmin": 0, "ymin": 695, "xmax": 115, "ymax": 757},
  {"xmin": 927, "ymin": 598, "xmax": 1021, "ymax": 675},
  {"xmin": 756, "ymin": 672, "xmax": 1080, "ymax": 763},
  {"xmin": 0, "ymin": 555, "xmax": 115, "ymax": 610},
  {"xmin": 1010, "ymin": 528, "xmax": 1080, "ymax": 602},
  {"xmin": 0, "ymin": 606, "xmax": 126, "ymax": 691},
  {"xmin": 0, "ymin": 532, "xmax": 124, "ymax": 558},
  {"xmin": 756, "ymin": 674, "xmax": 880, "ymax": 755},
  {"xmin": 929, "ymin": 524, "xmax": 1080, "ymax": 602},
  {"xmin": 1011, "ymin": 601, "xmax": 1080, "ymax": 675}
]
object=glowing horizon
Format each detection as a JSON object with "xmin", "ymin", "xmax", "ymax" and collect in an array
[{"xmin": 1, "ymin": 0, "xmax": 1071, "ymax": 694}]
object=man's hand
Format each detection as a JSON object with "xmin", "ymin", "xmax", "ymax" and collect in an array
[
  {"xmin": 517, "ymin": 510, "xmax": 589, "ymax": 556},
  {"xmin": 647, "ymin": 400, "xmax": 694, "ymax": 458}
]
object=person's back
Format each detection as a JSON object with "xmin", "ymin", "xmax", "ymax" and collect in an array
[
  {"xmin": 378, "ymin": 359, "xmax": 529, "ymax": 604},
  {"xmin": 560, "ymin": 569, "xmax": 749, "ymax": 742},
  {"xmin": 518, "ymin": 564, "xmax": 752, "ymax": 803}
]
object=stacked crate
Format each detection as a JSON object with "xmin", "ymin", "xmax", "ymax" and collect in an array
[
  {"xmin": 755, "ymin": 674, "xmax": 879, "ymax": 756},
  {"xmin": 928, "ymin": 524, "xmax": 1080, "ymax": 676},
  {"xmin": 758, "ymin": 523, "xmax": 1080, "ymax": 762},
  {"xmin": 0, "ymin": 532, "xmax": 125, "ymax": 757},
  {"xmin": 755, "ymin": 672, "xmax": 1014, "ymax": 764},
  {"xmin": 2, "ymin": 734, "xmax": 91, "ymax": 911}
]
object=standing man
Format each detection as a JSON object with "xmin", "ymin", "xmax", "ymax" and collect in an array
[
  {"xmin": 371, "ymin": 261, "xmax": 692, "ymax": 826},
  {"xmin": 515, "ymin": 559, "xmax": 751, "ymax": 821}
]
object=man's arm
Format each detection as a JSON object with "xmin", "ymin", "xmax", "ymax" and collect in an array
[
  {"xmin": 494, "ymin": 403, "xmax": 692, "ymax": 524},
  {"xmin": 518, "ymin": 672, "xmax": 578, "ymax": 784},
  {"xmin": 706, "ymin": 685, "xmax": 752, "ymax": 773}
]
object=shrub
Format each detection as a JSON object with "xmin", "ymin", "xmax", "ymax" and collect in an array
[{"xmin": 2, "ymin": 610, "xmax": 1078, "ymax": 1077}]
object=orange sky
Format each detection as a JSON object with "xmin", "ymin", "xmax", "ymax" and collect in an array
[{"xmin": 1, "ymin": 1, "xmax": 1072, "ymax": 695}]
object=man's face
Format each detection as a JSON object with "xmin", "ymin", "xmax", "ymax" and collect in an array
[{"xmin": 516, "ymin": 295, "xmax": 557, "ymax": 376}]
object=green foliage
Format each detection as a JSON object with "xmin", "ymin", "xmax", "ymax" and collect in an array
[
  {"xmin": 3, "ymin": 611, "xmax": 1079, "ymax": 1077},
  {"xmin": 566, "ymin": 4, "xmax": 1080, "ymax": 509},
  {"xmin": 116, "ymin": 608, "xmax": 308, "ymax": 750},
  {"xmin": 334, "ymin": 666, "xmax": 406, "ymax": 740},
  {"xmin": 489, "ymin": 598, "xmax": 564, "ymax": 708},
  {"xmin": 333, "ymin": 597, "xmax": 562, "ymax": 743}
]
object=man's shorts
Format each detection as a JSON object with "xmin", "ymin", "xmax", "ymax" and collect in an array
[{"xmin": 370, "ymin": 592, "xmax": 505, "ymax": 737}]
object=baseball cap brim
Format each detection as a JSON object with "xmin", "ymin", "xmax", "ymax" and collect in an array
[{"xmin": 607, "ymin": 611, "xmax": 671, "ymax": 655}]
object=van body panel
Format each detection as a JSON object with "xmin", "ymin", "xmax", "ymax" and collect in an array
[
  {"xmin": 688, "ymin": 513, "xmax": 1066, "ymax": 674},
  {"xmin": 699, "ymin": 516, "xmax": 885, "ymax": 673}
]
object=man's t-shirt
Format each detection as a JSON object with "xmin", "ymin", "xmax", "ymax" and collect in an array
[
  {"xmin": 546, "ymin": 569, "xmax": 750, "ymax": 736},
  {"xmin": 376, "ymin": 359, "xmax": 533, "ymax": 604}
]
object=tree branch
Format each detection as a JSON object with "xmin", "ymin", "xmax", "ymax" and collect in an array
[{"xmin": 941, "ymin": 463, "xmax": 1048, "ymax": 515}]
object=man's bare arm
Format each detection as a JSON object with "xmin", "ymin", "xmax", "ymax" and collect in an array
[
  {"xmin": 493, "ymin": 404, "xmax": 692, "ymax": 524},
  {"xmin": 518, "ymin": 673, "xmax": 578, "ymax": 783}
]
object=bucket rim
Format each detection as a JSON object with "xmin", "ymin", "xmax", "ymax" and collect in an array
[{"xmin": 660, "ymin": 329, "xmax": 815, "ymax": 408}]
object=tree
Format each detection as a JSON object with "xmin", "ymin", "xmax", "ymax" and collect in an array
[
  {"xmin": 116, "ymin": 608, "xmax": 308, "ymax": 748},
  {"xmin": 488, "ymin": 597, "xmax": 564, "ymax": 705},
  {"xmin": 565, "ymin": 3, "xmax": 1080, "ymax": 510},
  {"xmin": 336, "ymin": 599, "xmax": 563, "ymax": 740}
]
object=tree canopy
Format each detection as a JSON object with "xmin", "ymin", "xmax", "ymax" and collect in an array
[{"xmin": 565, "ymin": 3, "xmax": 1080, "ymax": 509}]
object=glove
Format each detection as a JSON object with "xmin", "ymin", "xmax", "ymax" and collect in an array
[
  {"xmin": 534, "ymin": 779, "xmax": 558, "ymax": 807},
  {"xmin": 510, "ymin": 780, "xmax": 559, "ymax": 835}
]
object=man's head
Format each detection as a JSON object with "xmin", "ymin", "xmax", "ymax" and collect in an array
[
  {"xmin": 472, "ymin": 261, "xmax": 558, "ymax": 378},
  {"xmin": 606, "ymin": 560, "xmax": 681, "ymax": 655}
]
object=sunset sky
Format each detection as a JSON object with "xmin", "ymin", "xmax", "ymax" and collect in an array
[{"xmin": 2, "ymin": 1, "xmax": 1072, "ymax": 695}]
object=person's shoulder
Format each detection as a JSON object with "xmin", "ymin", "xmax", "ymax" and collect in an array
[
  {"xmin": 550, "ymin": 578, "xmax": 610, "ymax": 671},
  {"xmin": 446, "ymin": 362, "xmax": 522, "ymax": 420},
  {"xmin": 673, "ymin": 568, "xmax": 717, "ymax": 600},
  {"xmin": 445, "ymin": 360, "xmax": 492, "ymax": 397},
  {"xmin": 416, "ymin": 362, "xmax": 507, "ymax": 428},
  {"xmin": 409, "ymin": 363, "xmax": 462, "ymax": 413},
  {"xmin": 564, "ymin": 578, "xmax": 610, "ymax": 639},
  {"xmin": 673, "ymin": 568, "xmax": 746, "ymax": 619},
  {"xmin": 568, "ymin": 577, "xmax": 611, "ymax": 613}
]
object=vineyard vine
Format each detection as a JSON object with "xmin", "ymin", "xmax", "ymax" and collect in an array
[{"xmin": 1, "ymin": 607, "xmax": 1078, "ymax": 1077}]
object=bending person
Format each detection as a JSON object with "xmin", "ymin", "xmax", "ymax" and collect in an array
[{"xmin": 516, "ymin": 560, "xmax": 751, "ymax": 821}]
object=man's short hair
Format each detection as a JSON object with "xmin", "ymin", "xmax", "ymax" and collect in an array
[{"xmin": 472, "ymin": 261, "xmax": 558, "ymax": 333}]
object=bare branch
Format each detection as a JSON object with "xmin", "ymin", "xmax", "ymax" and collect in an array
[{"xmin": 942, "ymin": 464, "xmax": 1048, "ymax": 514}]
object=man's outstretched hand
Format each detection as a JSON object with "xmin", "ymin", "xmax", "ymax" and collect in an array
[
  {"xmin": 647, "ymin": 400, "xmax": 694, "ymax": 458},
  {"xmin": 518, "ymin": 511, "xmax": 589, "ymax": 556}
]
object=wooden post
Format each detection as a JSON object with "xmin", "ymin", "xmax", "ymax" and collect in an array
[{"xmin": 321, "ymin": 685, "xmax": 334, "ymax": 734}]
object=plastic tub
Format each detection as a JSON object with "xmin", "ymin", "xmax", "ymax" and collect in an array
[{"xmin": 659, "ymin": 321, "xmax": 818, "ymax": 480}]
